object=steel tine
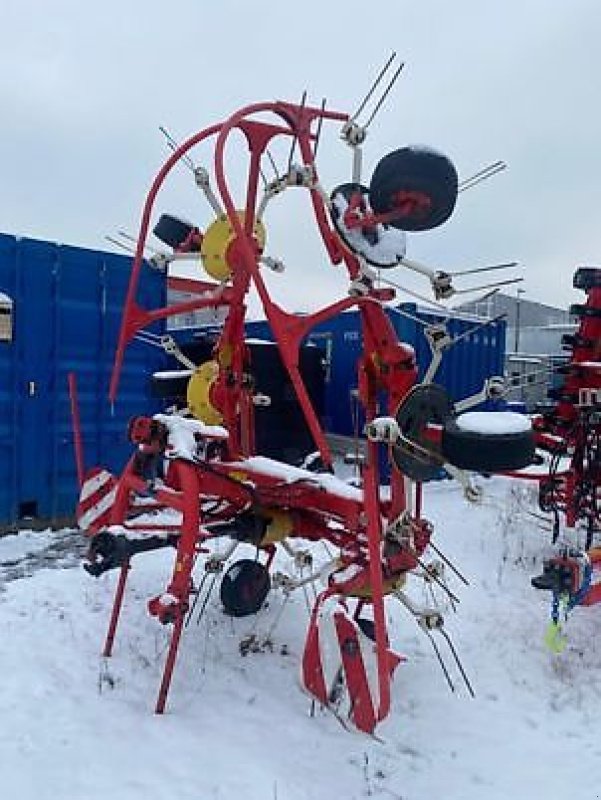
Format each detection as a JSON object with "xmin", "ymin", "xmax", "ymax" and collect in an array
[
  {"xmin": 265, "ymin": 149, "xmax": 281, "ymax": 180},
  {"xmin": 459, "ymin": 161, "xmax": 506, "ymax": 192},
  {"xmin": 159, "ymin": 125, "xmax": 196, "ymax": 172},
  {"xmin": 313, "ymin": 97, "xmax": 327, "ymax": 159},
  {"xmin": 412, "ymin": 553, "xmax": 461, "ymax": 605},
  {"xmin": 117, "ymin": 229, "xmax": 163, "ymax": 255},
  {"xmin": 440, "ymin": 628, "xmax": 475, "ymax": 698},
  {"xmin": 258, "ymin": 164, "xmax": 268, "ymax": 190},
  {"xmin": 105, "ymin": 235, "xmax": 135, "ymax": 255},
  {"xmin": 452, "ymin": 276, "xmax": 524, "ymax": 295},
  {"xmin": 351, "ymin": 51, "xmax": 397, "ymax": 121},
  {"xmin": 459, "ymin": 167, "xmax": 507, "ymax": 193},
  {"xmin": 185, "ymin": 570, "xmax": 209, "ymax": 628},
  {"xmin": 458, "ymin": 160, "xmax": 506, "ymax": 190},
  {"xmin": 195, "ymin": 573, "xmax": 219, "ymax": 626},
  {"xmin": 287, "ymin": 90, "xmax": 307, "ymax": 172},
  {"xmin": 424, "ymin": 629, "xmax": 455, "ymax": 693},
  {"xmin": 427, "ymin": 544, "xmax": 469, "ymax": 586},
  {"xmin": 364, "ymin": 61, "xmax": 405, "ymax": 129},
  {"xmin": 449, "ymin": 261, "xmax": 518, "ymax": 278}
]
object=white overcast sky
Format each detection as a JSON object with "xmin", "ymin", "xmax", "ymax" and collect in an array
[{"xmin": 2, "ymin": 0, "xmax": 600, "ymax": 312}]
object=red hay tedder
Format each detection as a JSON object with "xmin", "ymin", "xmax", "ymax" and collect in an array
[{"xmin": 75, "ymin": 75, "xmax": 535, "ymax": 733}]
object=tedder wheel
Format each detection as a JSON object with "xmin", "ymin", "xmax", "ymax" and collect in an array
[
  {"xmin": 152, "ymin": 213, "xmax": 198, "ymax": 250},
  {"xmin": 220, "ymin": 559, "xmax": 271, "ymax": 617},
  {"xmin": 441, "ymin": 413, "xmax": 535, "ymax": 473},
  {"xmin": 369, "ymin": 146, "xmax": 458, "ymax": 231},
  {"xmin": 573, "ymin": 267, "xmax": 601, "ymax": 291}
]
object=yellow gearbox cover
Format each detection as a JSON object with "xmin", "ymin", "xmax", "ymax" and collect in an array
[
  {"xmin": 261, "ymin": 509, "xmax": 294, "ymax": 544},
  {"xmin": 348, "ymin": 572, "xmax": 407, "ymax": 599},
  {"xmin": 186, "ymin": 360, "xmax": 223, "ymax": 425},
  {"xmin": 201, "ymin": 210, "xmax": 266, "ymax": 281}
]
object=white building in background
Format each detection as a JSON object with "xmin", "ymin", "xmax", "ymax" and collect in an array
[
  {"xmin": 459, "ymin": 292, "xmax": 574, "ymax": 410},
  {"xmin": 511, "ymin": 323, "xmax": 577, "ymax": 356}
]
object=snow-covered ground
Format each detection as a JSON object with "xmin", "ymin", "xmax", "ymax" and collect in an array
[{"xmin": 1, "ymin": 477, "xmax": 600, "ymax": 800}]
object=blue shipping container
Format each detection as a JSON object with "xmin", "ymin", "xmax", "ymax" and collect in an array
[
  {"xmin": 246, "ymin": 303, "xmax": 506, "ymax": 437},
  {"xmin": 0, "ymin": 232, "xmax": 166, "ymax": 530}
]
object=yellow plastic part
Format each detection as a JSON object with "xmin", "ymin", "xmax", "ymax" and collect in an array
[
  {"xmin": 544, "ymin": 621, "xmax": 567, "ymax": 654},
  {"xmin": 217, "ymin": 343, "xmax": 234, "ymax": 369},
  {"xmin": 186, "ymin": 361, "xmax": 223, "ymax": 425},
  {"xmin": 201, "ymin": 211, "xmax": 266, "ymax": 282},
  {"xmin": 261, "ymin": 510, "xmax": 294, "ymax": 544},
  {"xmin": 349, "ymin": 572, "xmax": 407, "ymax": 599}
]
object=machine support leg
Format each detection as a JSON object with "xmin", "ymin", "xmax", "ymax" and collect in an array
[
  {"xmin": 155, "ymin": 610, "xmax": 186, "ymax": 714},
  {"xmin": 102, "ymin": 561, "xmax": 131, "ymax": 657},
  {"xmin": 364, "ymin": 447, "xmax": 391, "ymax": 722}
]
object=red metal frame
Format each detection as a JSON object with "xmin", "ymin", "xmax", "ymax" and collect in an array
[
  {"xmin": 509, "ymin": 268, "xmax": 601, "ymax": 613},
  {"xmin": 529, "ymin": 273, "xmax": 601, "ymax": 535}
]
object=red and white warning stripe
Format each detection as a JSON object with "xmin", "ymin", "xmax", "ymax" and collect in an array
[{"xmin": 76, "ymin": 467, "xmax": 117, "ymax": 533}]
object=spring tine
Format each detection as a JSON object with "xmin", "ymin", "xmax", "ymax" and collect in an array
[
  {"xmin": 413, "ymin": 553, "xmax": 461, "ymax": 605},
  {"xmin": 105, "ymin": 235, "xmax": 135, "ymax": 254},
  {"xmin": 195, "ymin": 573, "xmax": 219, "ymax": 625},
  {"xmin": 424, "ymin": 629, "xmax": 455, "ymax": 693},
  {"xmin": 258, "ymin": 164, "xmax": 268, "ymax": 190},
  {"xmin": 159, "ymin": 125, "xmax": 195, "ymax": 169},
  {"xmin": 459, "ymin": 166, "xmax": 506, "ymax": 193},
  {"xmin": 133, "ymin": 329, "xmax": 164, "ymax": 348},
  {"xmin": 351, "ymin": 51, "xmax": 397, "ymax": 121},
  {"xmin": 439, "ymin": 628, "xmax": 475, "ymax": 697},
  {"xmin": 458, "ymin": 163, "xmax": 507, "ymax": 193},
  {"xmin": 117, "ymin": 229, "xmax": 163, "ymax": 255},
  {"xmin": 265, "ymin": 149, "xmax": 280, "ymax": 180},
  {"xmin": 159, "ymin": 125, "xmax": 196, "ymax": 172},
  {"xmin": 185, "ymin": 571, "xmax": 209, "ymax": 628},
  {"xmin": 452, "ymin": 276, "xmax": 524, "ymax": 296},
  {"xmin": 458, "ymin": 160, "xmax": 505, "ymax": 188},
  {"xmin": 287, "ymin": 90, "xmax": 307, "ymax": 172},
  {"xmin": 313, "ymin": 97, "xmax": 326, "ymax": 159},
  {"xmin": 364, "ymin": 61, "xmax": 405, "ymax": 129},
  {"xmin": 449, "ymin": 261, "xmax": 518, "ymax": 278},
  {"xmin": 458, "ymin": 160, "xmax": 506, "ymax": 192}
]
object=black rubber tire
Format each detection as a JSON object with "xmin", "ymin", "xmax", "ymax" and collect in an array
[
  {"xmin": 392, "ymin": 384, "xmax": 454, "ymax": 481},
  {"xmin": 573, "ymin": 267, "xmax": 601, "ymax": 291},
  {"xmin": 220, "ymin": 559, "xmax": 271, "ymax": 617},
  {"xmin": 153, "ymin": 214, "xmax": 195, "ymax": 249},
  {"xmin": 441, "ymin": 418, "xmax": 535, "ymax": 472},
  {"xmin": 569, "ymin": 303, "xmax": 601, "ymax": 318},
  {"xmin": 369, "ymin": 147, "xmax": 458, "ymax": 231}
]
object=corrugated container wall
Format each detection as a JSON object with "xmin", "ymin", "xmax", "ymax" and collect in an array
[
  {"xmin": 0, "ymin": 233, "xmax": 165, "ymax": 530},
  {"xmin": 246, "ymin": 303, "xmax": 506, "ymax": 437}
]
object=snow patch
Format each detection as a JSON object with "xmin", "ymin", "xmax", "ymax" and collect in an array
[{"xmin": 456, "ymin": 411, "xmax": 532, "ymax": 435}]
